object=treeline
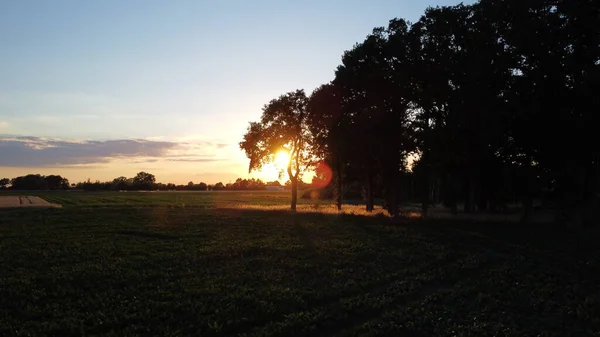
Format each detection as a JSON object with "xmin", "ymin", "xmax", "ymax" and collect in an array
[
  {"xmin": 72, "ymin": 175, "xmax": 286, "ymax": 191},
  {"xmin": 242, "ymin": 0, "xmax": 600, "ymax": 226},
  {"xmin": 0, "ymin": 172, "xmax": 300, "ymax": 192},
  {"xmin": 0, "ymin": 174, "xmax": 70, "ymax": 190}
]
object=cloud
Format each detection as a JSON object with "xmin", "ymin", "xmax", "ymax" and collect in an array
[
  {"xmin": 0, "ymin": 136, "xmax": 225, "ymax": 167},
  {"xmin": 132, "ymin": 159, "xmax": 160, "ymax": 164},
  {"xmin": 166, "ymin": 158, "xmax": 224, "ymax": 162},
  {"xmin": 0, "ymin": 122, "xmax": 8, "ymax": 129}
]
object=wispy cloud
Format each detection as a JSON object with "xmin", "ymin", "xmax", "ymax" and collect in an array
[
  {"xmin": 166, "ymin": 158, "xmax": 224, "ymax": 162},
  {"xmin": 0, "ymin": 136, "xmax": 225, "ymax": 167}
]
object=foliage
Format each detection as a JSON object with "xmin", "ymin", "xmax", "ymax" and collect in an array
[
  {"xmin": 240, "ymin": 90, "xmax": 316, "ymax": 211},
  {"xmin": 7, "ymin": 174, "xmax": 69, "ymax": 190},
  {"xmin": 0, "ymin": 178, "xmax": 11, "ymax": 189},
  {"xmin": 295, "ymin": 0, "xmax": 600, "ymax": 223}
]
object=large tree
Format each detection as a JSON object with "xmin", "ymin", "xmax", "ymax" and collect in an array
[
  {"xmin": 333, "ymin": 21, "xmax": 415, "ymax": 216},
  {"xmin": 240, "ymin": 90, "xmax": 314, "ymax": 211},
  {"xmin": 307, "ymin": 83, "xmax": 345, "ymax": 210},
  {"xmin": 132, "ymin": 171, "xmax": 156, "ymax": 190}
]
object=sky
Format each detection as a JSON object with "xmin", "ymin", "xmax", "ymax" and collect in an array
[{"xmin": 0, "ymin": 0, "xmax": 473, "ymax": 185}]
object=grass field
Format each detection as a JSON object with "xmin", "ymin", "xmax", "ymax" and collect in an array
[{"xmin": 1, "ymin": 191, "xmax": 599, "ymax": 336}]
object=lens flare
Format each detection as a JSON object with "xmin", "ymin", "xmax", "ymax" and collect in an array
[{"xmin": 311, "ymin": 161, "xmax": 333, "ymax": 188}]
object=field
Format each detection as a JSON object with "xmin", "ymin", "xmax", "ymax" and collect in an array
[{"xmin": 1, "ymin": 191, "xmax": 599, "ymax": 336}]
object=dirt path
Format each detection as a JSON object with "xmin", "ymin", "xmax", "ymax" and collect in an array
[{"xmin": 0, "ymin": 196, "xmax": 61, "ymax": 208}]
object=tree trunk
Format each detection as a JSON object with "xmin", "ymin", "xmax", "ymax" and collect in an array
[
  {"xmin": 519, "ymin": 165, "xmax": 534, "ymax": 223},
  {"xmin": 421, "ymin": 163, "xmax": 429, "ymax": 217},
  {"xmin": 447, "ymin": 173, "xmax": 458, "ymax": 215},
  {"xmin": 335, "ymin": 159, "xmax": 343, "ymax": 211},
  {"xmin": 463, "ymin": 175, "xmax": 476, "ymax": 213},
  {"xmin": 366, "ymin": 170, "xmax": 374, "ymax": 212},
  {"xmin": 559, "ymin": 163, "xmax": 591, "ymax": 229},
  {"xmin": 386, "ymin": 172, "xmax": 398, "ymax": 217},
  {"xmin": 478, "ymin": 177, "xmax": 488, "ymax": 212},
  {"xmin": 430, "ymin": 173, "xmax": 440, "ymax": 207},
  {"xmin": 291, "ymin": 178, "xmax": 298, "ymax": 212},
  {"xmin": 520, "ymin": 196, "xmax": 533, "ymax": 223}
]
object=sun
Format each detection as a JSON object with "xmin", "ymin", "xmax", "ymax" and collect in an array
[
  {"xmin": 252, "ymin": 150, "xmax": 291, "ymax": 182},
  {"xmin": 275, "ymin": 150, "xmax": 290, "ymax": 169}
]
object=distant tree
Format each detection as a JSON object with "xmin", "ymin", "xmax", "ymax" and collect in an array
[
  {"xmin": 42, "ymin": 175, "xmax": 69, "ymax": 190},
  {"xmin": 213, "ymin": 182, "xmax": 225, "ymax": 191},
  {"xmin": 240, "ymin": 90, "xmax": 316, "ymax": 211},
  {"xmin": 198, "ymin": 182, "xmax": 208, "ymax": 191},
  {"xmin": 0, "ymin": 178, "xmax": 10, "ymax": 189},
  {"xmin": 10, "ymin": 174, "xmax": 47, "ymax": 190},
  {"xmin": 266, "ymin": 180, "xmax": 282, "ymax": 187},
  {"xmin": 133, "ymin": 171, "xmax": 156, "ymax": 190},
  {"xmin": 112, "ymin": 176, "xmax": 130, "ymax": 190}
]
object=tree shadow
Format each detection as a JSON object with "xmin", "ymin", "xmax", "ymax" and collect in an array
[{"xmin": 114, "ymin": 229, "xmax": 180, "ymax": 241}]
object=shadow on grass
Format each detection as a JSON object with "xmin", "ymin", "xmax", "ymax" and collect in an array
[
  {"xmin": 115, "ymin": 229, "xmax": 180, "ymax": 241},
  {"xmin": 207, "ymin": 207, "xmax": 600, "ymax": 336},
  {"xmin": 292, "ymin": 218, "xmax": 318, "ymax": 253},
  {"xmin": 217, "ymin": 206, "xmax": 595, "ymax": 250},
  {"xmin": 3, "ymin": 205, "xmax": 600, "ymax": 336}
]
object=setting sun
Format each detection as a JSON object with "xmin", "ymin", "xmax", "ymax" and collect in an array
[
  {"xmin": 250, "ymin": 150, "xmax": 291, "ymax": 182},
  {"xmin": 275, "ymin": 150, "xmax": 290, "ymax": 169}
]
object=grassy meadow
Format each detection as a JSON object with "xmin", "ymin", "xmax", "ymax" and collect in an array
[{"xmin": 1, "ymin": 191, "xmax": 599, "ymax": 336}]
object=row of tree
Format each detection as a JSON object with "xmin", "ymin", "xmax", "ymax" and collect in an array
[
  {"xmin": 241, "ymin": 0, "xmax": 600, "ymax": 226},
  {"xmin": 73, "ymin": 176, "xmax": 308, "ymax": 191},
  {"xmin": 1, "ymin": 172, "xmax": 306, "ymax": 192},
  {"xmin": 0, "ymin": 174, "xmax": 70, "ymax": 190}
]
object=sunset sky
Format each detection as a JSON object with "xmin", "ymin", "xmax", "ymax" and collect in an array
[{"xmin": 0, "ymin": 0, "xmax": 472, "ymax": 184}]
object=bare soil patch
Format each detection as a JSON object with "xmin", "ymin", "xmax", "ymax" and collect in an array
[{"xmin": 0, "ymin": 196, "xmax": 61, "ymax": 208}]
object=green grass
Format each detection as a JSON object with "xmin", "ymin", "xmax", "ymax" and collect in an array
[
  {"xmin": 1, "ymin": 191, "xmax": 599, "ymax": 336},
  {"xmin": 1, "ymin": 190, "xmax": 305, "ymax": 208}
]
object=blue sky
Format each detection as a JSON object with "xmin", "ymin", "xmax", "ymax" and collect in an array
[{"xmin": 0, "ymin": 0, "xmax": 473, "ymax": 184}]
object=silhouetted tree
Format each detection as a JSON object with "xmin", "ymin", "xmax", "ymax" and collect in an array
[
  {"xmin": 44, "ymin": 175, "xmax": 69, "ymax": 190},
  {"xmin": 10, "ymin": 174, "xmax": 47, "ymax": 190},
  {"xmin": 240, "ymin": 90, "xmax": 315, "ymax": 211},
  {"xmin": 307, "ymin": 83, "xmax": 346, "ymax": 210},
  {"xmin": 132, "ymin": 171, "xmax": 156, "ymax": 190},
  {"xmin": 0, "ymin": 178, "xmax": 10, "ymax": 189},
  {"xmin": 112, "ymin": 176, "xmax": 131, "ymax": 190}
]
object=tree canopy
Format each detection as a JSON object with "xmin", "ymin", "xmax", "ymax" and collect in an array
[
  {"xmin": 243, "ymin": 0, "xmax": 600, "ymax": 226},
  {"xmin": 240, "ymin": 90, "xmax": 315, "ymax": 211}
]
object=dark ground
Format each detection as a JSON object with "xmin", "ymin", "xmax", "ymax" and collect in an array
[{"xmin": 0, "ymin": 191, "xmax": 599, "ymax": 336}]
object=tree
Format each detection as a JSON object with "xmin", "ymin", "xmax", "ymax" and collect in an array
[
  {"xmin": 132, "ymin": 171, "xmax": 156, "ymax": 190},
  {"xmin": 112, "ymin": 176, "xmax": 130, "ymax": 190},
  {"xmin": 266, "ymin": 180, "xmax": 282, "ymax": 187},
  {"xmin": 307, "ymin": 83, "xmax": 346, "ymax": 210},
  {"xmin": 10, "ymin": 174, "xmax": 47, "ymax": 190},
  {"xmin": 333, "ymin": 20, "xmax": 415, "ymax": 216},
  {"xmin": 0, "ymin": 178, "xmax": 10, "ymax": 189},
  {"xmin": 44, "ymin": 175, "xmax": 69, "ymax": 190},
  {"xmin": 240, "ymin": 90, "xmax": 315, "ymax": 211}
]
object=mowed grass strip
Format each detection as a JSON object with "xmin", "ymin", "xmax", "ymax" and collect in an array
[
  {"xmin": 32, "ymin": 191, "xmax": 312, "ymax": 209},
  {"xmin": 1, "ymin": 191, "xmax": 599, "ymax": 336}
]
